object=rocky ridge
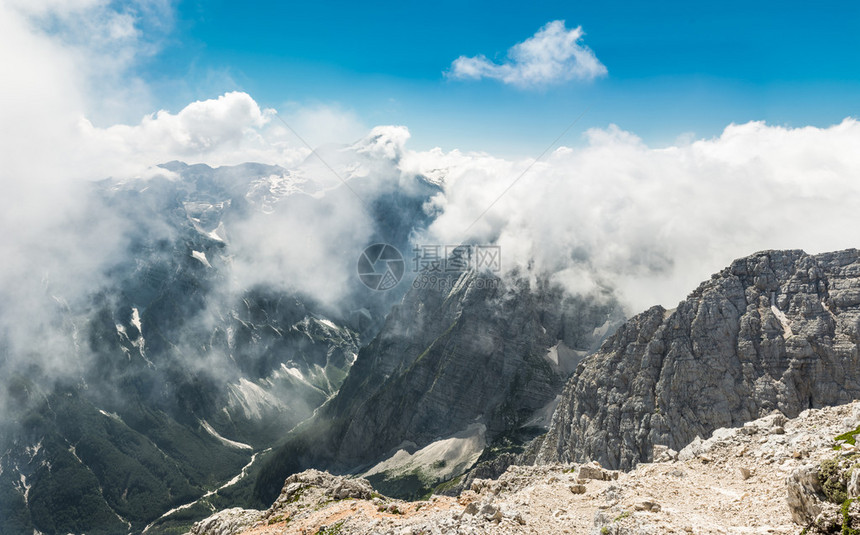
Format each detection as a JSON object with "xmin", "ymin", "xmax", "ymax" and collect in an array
[
  {"xmin": 254, "ymin": 271, "xmax": 622, "ymax": 503},
  {"xmin": 190, "ymin": 399, "xmax": 860, "ymax": 534},
  {"xmin": 537, "ymin": 249, "xmax": 860, "ymax": 471}
]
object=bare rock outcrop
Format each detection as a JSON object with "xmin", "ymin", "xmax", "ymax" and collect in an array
[
  {"xmin": 192, "ymin": 401, "xmax": 860, "ymax": 535},
  {"xmin": 255, "ymin": 271, "xmax": 623, "ymax": 502},
  {"xmin": 786, "ymin": 464, "xmax": 825, "ymax": 525},
  {"xmin": 537, "ymin": 249, "xmax": 860, "ymax": 470},
  {"xmin": 188, "ymin": 508, "xmax": 262, "ymax": 535},
  {"xmin": 188, "ymin": 470, "xmax": 377, "ymax": 535}
]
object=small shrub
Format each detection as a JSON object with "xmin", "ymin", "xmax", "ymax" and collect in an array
[
  {"xmin": 286, "ymin": 487, "xmax": 306, "ymax": 504},
  {"xmin": 835, "ymin": 425, "xmax": 860, "ymax": 447},
  {"xmin": 317, "ymin": 520, "xmax": 344, "ymax": 534},
  {"xmin": 819, "ymin": 458, "xmax": 848, "ymax": 504},
  {"xmin": 841, "ymin": 499, "xmax": 859, "ymax": 535},
  {"xmin": 613, "ymin": 511, "xmax": 630, "ymax": 522}
]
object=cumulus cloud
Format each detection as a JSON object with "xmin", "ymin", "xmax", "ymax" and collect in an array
[
  {"xmin": 78, "ymin": 92, "xmax": 316, "ymax": 175},
  {"xmin": 0, "ymin": 0, "xmax": 361, "ymax": 186},
  {"xmin": 3, "ymin": 0, "xmax": 173, "ymax": 124},
  {"xmin": 3, "ymin": 0, "xmax": 860, "ymax": 418},
  {"xmin": 448, "ymin": 20, "xmax": 607, "ymax": 88},
  {"xmin": 405, "ymin": 119, "xmax": 860, "ymax": 313},
  {"xmin": 0, "ymin": 0, "xmax": 362, "ymax": 408},
  {"xmin": 227, "ymin": 126, "xmax": 413, "ymax": 309},
  {"xmin": 0, "ymin": 0, "xmax": 174, "ymax": 344}
]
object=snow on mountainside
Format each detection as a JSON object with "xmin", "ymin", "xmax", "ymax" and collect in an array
[
  {"xmin": 254, "ymin": 269, "xmax": 624, "ymax": 504},
  {"xmin": 0, "ymin": 130, "xmax": 444, "ymax": 534}
]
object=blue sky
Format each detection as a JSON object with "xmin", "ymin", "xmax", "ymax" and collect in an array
[
  {"xmin": 135, "ymin": 0, "xmax": 860, "ymax": 154},
  {"xmin": 4, "ymin": 0, "xmax": 860, "ymax": 313}
]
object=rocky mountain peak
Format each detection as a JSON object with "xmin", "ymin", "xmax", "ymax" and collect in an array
[
  {"xmin": 190, "ymin": 400, "xmax": 860, "ymax": 535},
  {"xmin": 536, "ymin": 248, "xmax": 860, "ymax": 470},
  {"xmin": 253, "ymin": 269, "xmax": 624, "ymax": 503}
]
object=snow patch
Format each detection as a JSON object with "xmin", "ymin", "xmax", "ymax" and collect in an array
[
  {"xmin": 115, "ymin": 323, "xmax": 133, "ymax": 360},
  {"xmin": 280, "ymin": 363, "xmax": 305, "ymax": 383},
  {"xmin": 19, "ymin": 474, "xmax": 31, "ymax": 505},
  {"xmin": 246, "ymin": 173, "xmax": 306, "ymax": 212},
  {"xmin": 183, "ymin": 201, "xmax": 229, "ymax": 242},
  {"xmin": 68, "ymin": 445, "xmax": 83, "ymax": 464},
  {"xmin": 446, "ymin": 271, "xmax": 472, "ymax": 301},
  {"xmin": 316, "ymin": 318, "xmax": 338, "ymax": 330},
  {"xmin": 227, "ymin": 378, "xmax": 285, "ymax": 420},
  {"xmin": 99, "ymin": 410, "xmax": 124, "ymax": 424},
  {"xmin": 200, "ymin": 420, "xmax": 252, "ymax": 450},
  {"xmin": 25, "ymin": 441, "xmax": 42, "ymax": 461},
  {"xmin": 207, "ymin": 222, "xmax": 226, "ymax": 242},
  {"xmin": 131, "ymin": 307, "xmax": 143, "ymax": 334},
  {"xmin": 126, "ymin": 307, "xmax": 154, "ymax": 368},
  {"xmin": 191, "ymin": 250, "xmax": 212, "ymax": 268}
]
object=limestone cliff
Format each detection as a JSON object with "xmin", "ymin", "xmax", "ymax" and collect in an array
[
  {"xmin": 537, "ymin": 249, "xmax": 860, "ymax": 469},
  {"xmin": 255, "ymin": 270, "xmax": 622, "ymax": 503}
]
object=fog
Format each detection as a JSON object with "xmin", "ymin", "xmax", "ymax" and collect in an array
[
  {"xmin": 408, "ymin": 120, "xmax": 860, "ymax": 313},
  {"xmin": 3, "ymin": 0, "xmax": 860, "ymax": 418}
]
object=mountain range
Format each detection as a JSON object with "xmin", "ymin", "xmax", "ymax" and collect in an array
[
  {"xmin": 0, "ymin": 131, "xmax": 442, "ymax": 534},
  {"xmin": 4, "ymin": 141, "xmax": 860, "ymax": 535}
]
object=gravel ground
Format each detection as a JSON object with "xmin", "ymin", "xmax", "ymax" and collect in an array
[{"xmin": 192, "ymin": 401, "xmax": 860, "ymax": 535}]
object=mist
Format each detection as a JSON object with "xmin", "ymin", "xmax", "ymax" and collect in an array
[
  {"xmin": 3, "ymin": 0, "xmax": 860, "ymax": 432},
  {"xmin": 407, "ymin": 120, "xmax": 860, "ymax": 314}
]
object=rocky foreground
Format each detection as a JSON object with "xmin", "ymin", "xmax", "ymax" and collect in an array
[{"xmin": 191, "ymin": 400, "xmax": 860, "ymax": 534}]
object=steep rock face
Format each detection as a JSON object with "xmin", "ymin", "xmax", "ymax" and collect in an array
[
  {"xmin": 0, "ymin": 151, "xmax": 439, "ymax": 534},
  {"xmin": 255, "ymin": 271, "xmax": 623, "ymax": 503},
  {"xmin": 536, "ymin": 249, "xmax": 860, "ymax": 470}
]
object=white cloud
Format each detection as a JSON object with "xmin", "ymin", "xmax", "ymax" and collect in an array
[
  {"xmin": 278, "ymin": 103, "xmax": 368, "ymax": 150},
  {"xmin": 226, "ymin": 125, "xmax": 412, "ymax": 309},
  {"xmin": 3, "ymin": 0, "xmax": 173, "ymax": 124},
  {"xmin": 405, "ymin": 119, "xmax": 860, "ymax": 314},
  {"xmin": 0, "ymin": 0, "xmax": 368, "ymax": 396},
  {"xmin": 448, "ymin": 20, "xmax": 607, "ymax": 88},
  {"xmin": 77, "ymin": 92, "xmax": 315, "ymax": 175},
  {"xmin": 3, "ymin": 0, "xmax": 860, "ymax": 398}
]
